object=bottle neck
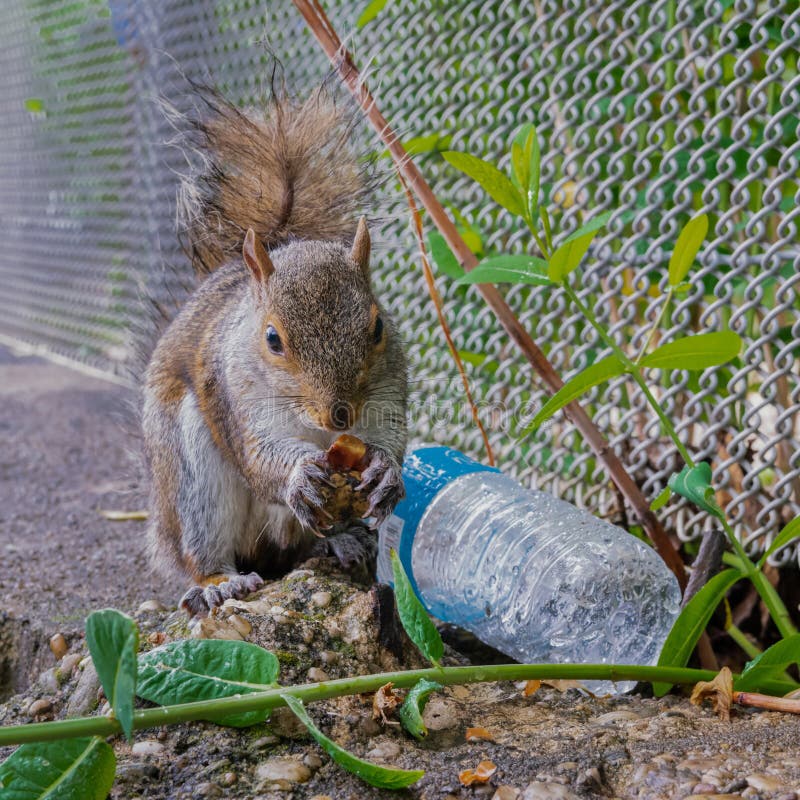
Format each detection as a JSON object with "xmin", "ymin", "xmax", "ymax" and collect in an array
[{"xmin": 376, "ymin": 446, "xmax": 499, "ymax": 594}]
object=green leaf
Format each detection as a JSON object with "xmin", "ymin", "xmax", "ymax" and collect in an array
[
  {"xmin": 668, "ymin": 463, "xmax": 724, "ymax": 520},
  {"xmin": 458, "ymin": 350, "xmax": 499, "ymax": 374},
  {"xmin": 511, "ymin": 123, "xmax": 540, "ymax": 216},
  {"xmin": 85, "ymin": 609, "xmax": 138, "ymax": 741},
  {"xmin": 282, "ymin": 694, "xmax": 424, "ymax": 789},
  {"xmin": 547, "ymin": 229, "xmax": 599, "ymax": 282},
  {"xmin": 24, "ymin": 98, "xmax": 45, "ymax": 113},
  {"xmin": 653, "ymin": 568, "xmax": 743, "ymax": 696},
  {"xmin": 398, "ymin": 679, "xmax": 442, "ymax": 740},
  {"xmin": 400, "ymin": 133, "xmax": 452, "ymax": 156},
  {"xmin": 525, "ymin": 355, "xmax": 627, "ymax": 432},
  {"xmin": 137, "ymin": 639, "xmax": 279, "ymax": 727},
  {"xmin": 442, "ymin": 151, "xmax": 525, "ymax": 217},
  {"xmin": 0, "ymin": 737, "xmax": 115, "ymax": 800},
  {"xmin": 390, "ymin": 549, "xmax": 444, "ymax": 666},
  {"xmin": 562, "ymin": 210, "xmax": 616, "ymax": 244},
  {"xmin": 668, "ymin": 213, "xmax": 708, "ymax": 286},
  {"xmin": 758, "ymin": 517, "xmax": 800, "ymax": 567},
  {"xmin": 428, "ymin": 232, "xmax": 464, "ymax": 279},
  {"xmin": 356, "ymin": 0, "xmax": 389, "ymax": 26},
  {"xmin": 650, "ymin": 486, "xmax": 672, "ymax": 512},
  {"xmin": 455, "ymin": 254, "xmax": 551, "ymax": 286},
  {"xmin": 735, "ymin": 634, "xmax": 800, "ymax": 692},
  {"xmin": 640, "ymin": 331, "xmax": 742, "ymax": 371}
]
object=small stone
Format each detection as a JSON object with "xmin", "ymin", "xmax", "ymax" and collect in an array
[
  {"xmin": 195, "ymin": 782, "xmax": 222, "ymax": 798},
  {"xmin": 66, "ymin": 662, "xmax": 101, "ymax": 716},
  {"xmin": 99, "ymin": 701, "xmax": 111, "ymax": 715},
  {"xmin": 255, "ymin": 757, "xmax": 312, "ymax": 784},
  {"xmin": 592, "ymin": 710, "xmax": 641, "ymax": 724},
  {"xmin": 28, "ymin": 698, "xmax": 53, "ymax": 717},
  {"xmin": 747, "ymin": 774, "xmax": 785, "ymax": 792},
  {"xmin": 365, "ymin": 739, "xmax": 401, "ymax": 762},
  {"xmin": 137, "ymin": 599, "xmax": 168, "ymax": 613},
  {"xmin": 253, "ymin": 735, "xmax": 280, "ymax": 749},
  {"xmin": 319, "ymin": 650, "xmax": 339, "ymax": 665},
  {"xmin": 493, "ymin": 788, "xmax": 521, "ymax": 800},
  {"xmin": 49, "ymin": 633, "xmax": 68, "ymax": 659},
  {"xmin": 422, "ymin": 697, "xmax": 459, "ymax": 731},
  {"xmin": 302, "ymin": 628, "xmax": 315, "ymax": 644},
  {"xmin": 132, "ymin": 740, "xmax": 165, "ymax": 757},
  {"xmin": 59, "ymin": 653, "xmax": 83, "ymax": 678},
  {"xmin": 307, "ymin": 667, "xmax": 329, "ymax": 682},
  {"xmin": 776, "ymin": 794, "xmax": 798, "ymax": 800},
  {"xmin": 692, "ymin": 784, "xmax": 718, "ymax": 794},
  {"xmin": 226, "ymin": 614, "xmax": 252, "ymax": 638},
  {"xmin": 309, "ymin": 796, "xmax": 333, "ymax": 800},
  {"xmin": 116, "ymin": 763, "xmax": 161, "ymax": 782},
  {"xmin": 303, "ymin": 753, "xmax": 323, "ymax": 769},
  {"xmin": 310, "ymin": 591, "xmax": 332, "ymax": 608},
  {"xmin": 219, "ymin": 772, "xmax": 237, "ymax": 787},
  {"xmin": 37, "ymin": 668, "xmax": 59, "ymax": 694},
  {"xmin": 522, "ymin": 783, "xmax": 580, "ymax": 800}
]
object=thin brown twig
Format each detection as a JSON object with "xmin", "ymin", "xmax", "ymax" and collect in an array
[
  {"xmin": 733, "ymin": 691, "xmax": 800, "ymax": 715},
  {"xmin": 398, "ymin": 175, "xmax": 495, "ymax": 466},
  {"xmin": 292, "ymin": 0, "xmax": 687, "ymax": 588}
]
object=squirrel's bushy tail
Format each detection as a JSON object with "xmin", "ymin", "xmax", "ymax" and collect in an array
[{"xmin": 177, "ymin": 88, "xmax": 370, "ymax": 274}]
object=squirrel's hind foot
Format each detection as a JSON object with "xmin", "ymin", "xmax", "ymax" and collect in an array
[
  {"xmin": 180, "ymin": 571, "xmax": 265, "ymax": 617},
  {"xmin": 310, "ymin": 521, "xmax": 377, "ymax": 585}
]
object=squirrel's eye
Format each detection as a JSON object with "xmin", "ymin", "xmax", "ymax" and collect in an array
[
  {"xmin": 266, "ymin": 325, "xmax": 283, "ymax": 355},
  {"xmin": 373, "ymin": 315, "xmax": 384, "ymax": 345}
]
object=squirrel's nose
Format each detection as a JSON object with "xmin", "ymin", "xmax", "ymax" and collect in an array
[{"xmin": 330, "ymin": 402, "xmax": 353, "ymax": 431}]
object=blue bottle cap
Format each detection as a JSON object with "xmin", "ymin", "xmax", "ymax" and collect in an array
[{"xmin": 386, "ymin": 446, "xmax": 499, "ymax": 596}]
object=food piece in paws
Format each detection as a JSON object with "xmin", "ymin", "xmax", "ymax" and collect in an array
[{"xmin": 318, "ymin": 434, "xmax": 371, "ymax": 526}]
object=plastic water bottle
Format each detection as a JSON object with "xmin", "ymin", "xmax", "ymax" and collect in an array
[{"xmin": 377, "ymin": 446, "xmax": 682, "ymax": 693}]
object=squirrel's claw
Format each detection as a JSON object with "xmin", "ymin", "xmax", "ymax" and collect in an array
[
  {"xmin": 358, "ymin": 447, "xmax": 405, "ymax": 524},
  {"xmin": 180, "ymin": 572, "xmax": 265, "ymax": 618},
  {"xmin": 286, "ymin": 454, "xmax": 331, "ymax": 532}
]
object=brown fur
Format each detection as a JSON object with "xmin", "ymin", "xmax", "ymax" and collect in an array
[{"xmin": 178, "ymin": 90, "xmax": 371, "ymax": 274}]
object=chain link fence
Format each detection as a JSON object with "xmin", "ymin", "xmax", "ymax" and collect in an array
[{"xmin": 1, "ymin": 0, "xmax": 798, "ymax": 562}]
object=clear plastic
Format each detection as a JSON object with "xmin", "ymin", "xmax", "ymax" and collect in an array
[{"xmin": 407, "ymin": 471, "xmax": 682, "ymax": 693}]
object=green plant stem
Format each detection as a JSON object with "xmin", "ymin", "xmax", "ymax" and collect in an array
[
  {"xmin": 727, "ymin": 623, "xmax": 761, "ymax": 660},
  {"xmin": 563, "ymin": 284, "xmax": 694, "ymax": 465},
  {"xmin": 635, "ymin": 288, "xmax": 674, "ymax": 364},
  {"xmin": 526, "ymin": 218, "xmax": 550, "ymax": 259},
  {"xmin": 0, "ymin": 662, "xmax": 777, "ymax": 748},
  {"xmin": 719, "ymin": 519, "xmax": 797, "ymax": 639}
]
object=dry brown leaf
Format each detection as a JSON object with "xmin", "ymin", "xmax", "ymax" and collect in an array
[
  {"xmin": 465, "ymin": 726, "xmax": 494, "ymax": 742},
  {"xmin": 100, "ymin": 509, "xmax": 149, "ymax": 521},
  {"xmin": 458, "ymin": 759, "xmax": 497, "ymax": 786},
  {"xmin": 690, "ymin": 666, "xmax": 733, "ymax": 720},
  {"xmin": 372, "ymin": 682, "xmax": 402, "ymax": 722},
  {"xmin": 522, "ymin": 679, "xmax": 541, "ymax": 696}
]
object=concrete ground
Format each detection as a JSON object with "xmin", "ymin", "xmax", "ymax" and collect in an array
[{"xmin": 0, "ymin": 344, "xmax": 166, "ymax": 694}]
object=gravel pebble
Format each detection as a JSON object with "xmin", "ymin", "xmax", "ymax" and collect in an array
[
  {"xmin": 28, "ymin": 698, "xmax": 53, "ymax": 717},
  {"xmin": 255, "ymin": 757, "xmax": 312, "ymax": 785},
  {"xmin": 49, "ymin": 633, "xmax": 68, "ymax": 659},
  {"xmin": 307, "ymin": 667, "xmax": 329, "ymax": 682},
  {"xmin": 310, "ymin": 591, "xmax": 332, "ymax": 608},
  {"xmin": 522, "ymin": 782, "xmax": 580, "ymax": 800},
  {"xmin": 137, "ymin": 599, "xmax": 168, "ymax": 613},
  {"xmin": 131, "ymin": 740, "xmax": 165, "ymax": 757},
  {"xmin": 747, "ymin": 774, "xmax": 786, "ymax": 792}
]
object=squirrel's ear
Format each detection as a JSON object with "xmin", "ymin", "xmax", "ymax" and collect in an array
[
  {"xmin": 243, "ymin": 228, "xmax": 274, "ymax": 284},
  {"xmin": 351, "ymin": 216, "xmax": 370, "ymax": 278}
]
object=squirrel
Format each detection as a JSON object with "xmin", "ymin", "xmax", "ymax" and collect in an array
[{"xmin": 142, "ymin": 88, "xmax": 408, "ymax": 617}]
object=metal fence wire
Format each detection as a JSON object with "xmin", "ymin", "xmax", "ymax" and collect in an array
[{"xmin": 0, "ymin": 0, "xmax": 798, "ymax": 562}]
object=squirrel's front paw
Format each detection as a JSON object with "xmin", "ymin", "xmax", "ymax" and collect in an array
[
  {"xmin": 285, "ymin": 453, "xmax": 334, "ymax": 531},
  {"xmin": 357, "ymin": 447, "xmax": 405, "ymax": 524}
]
